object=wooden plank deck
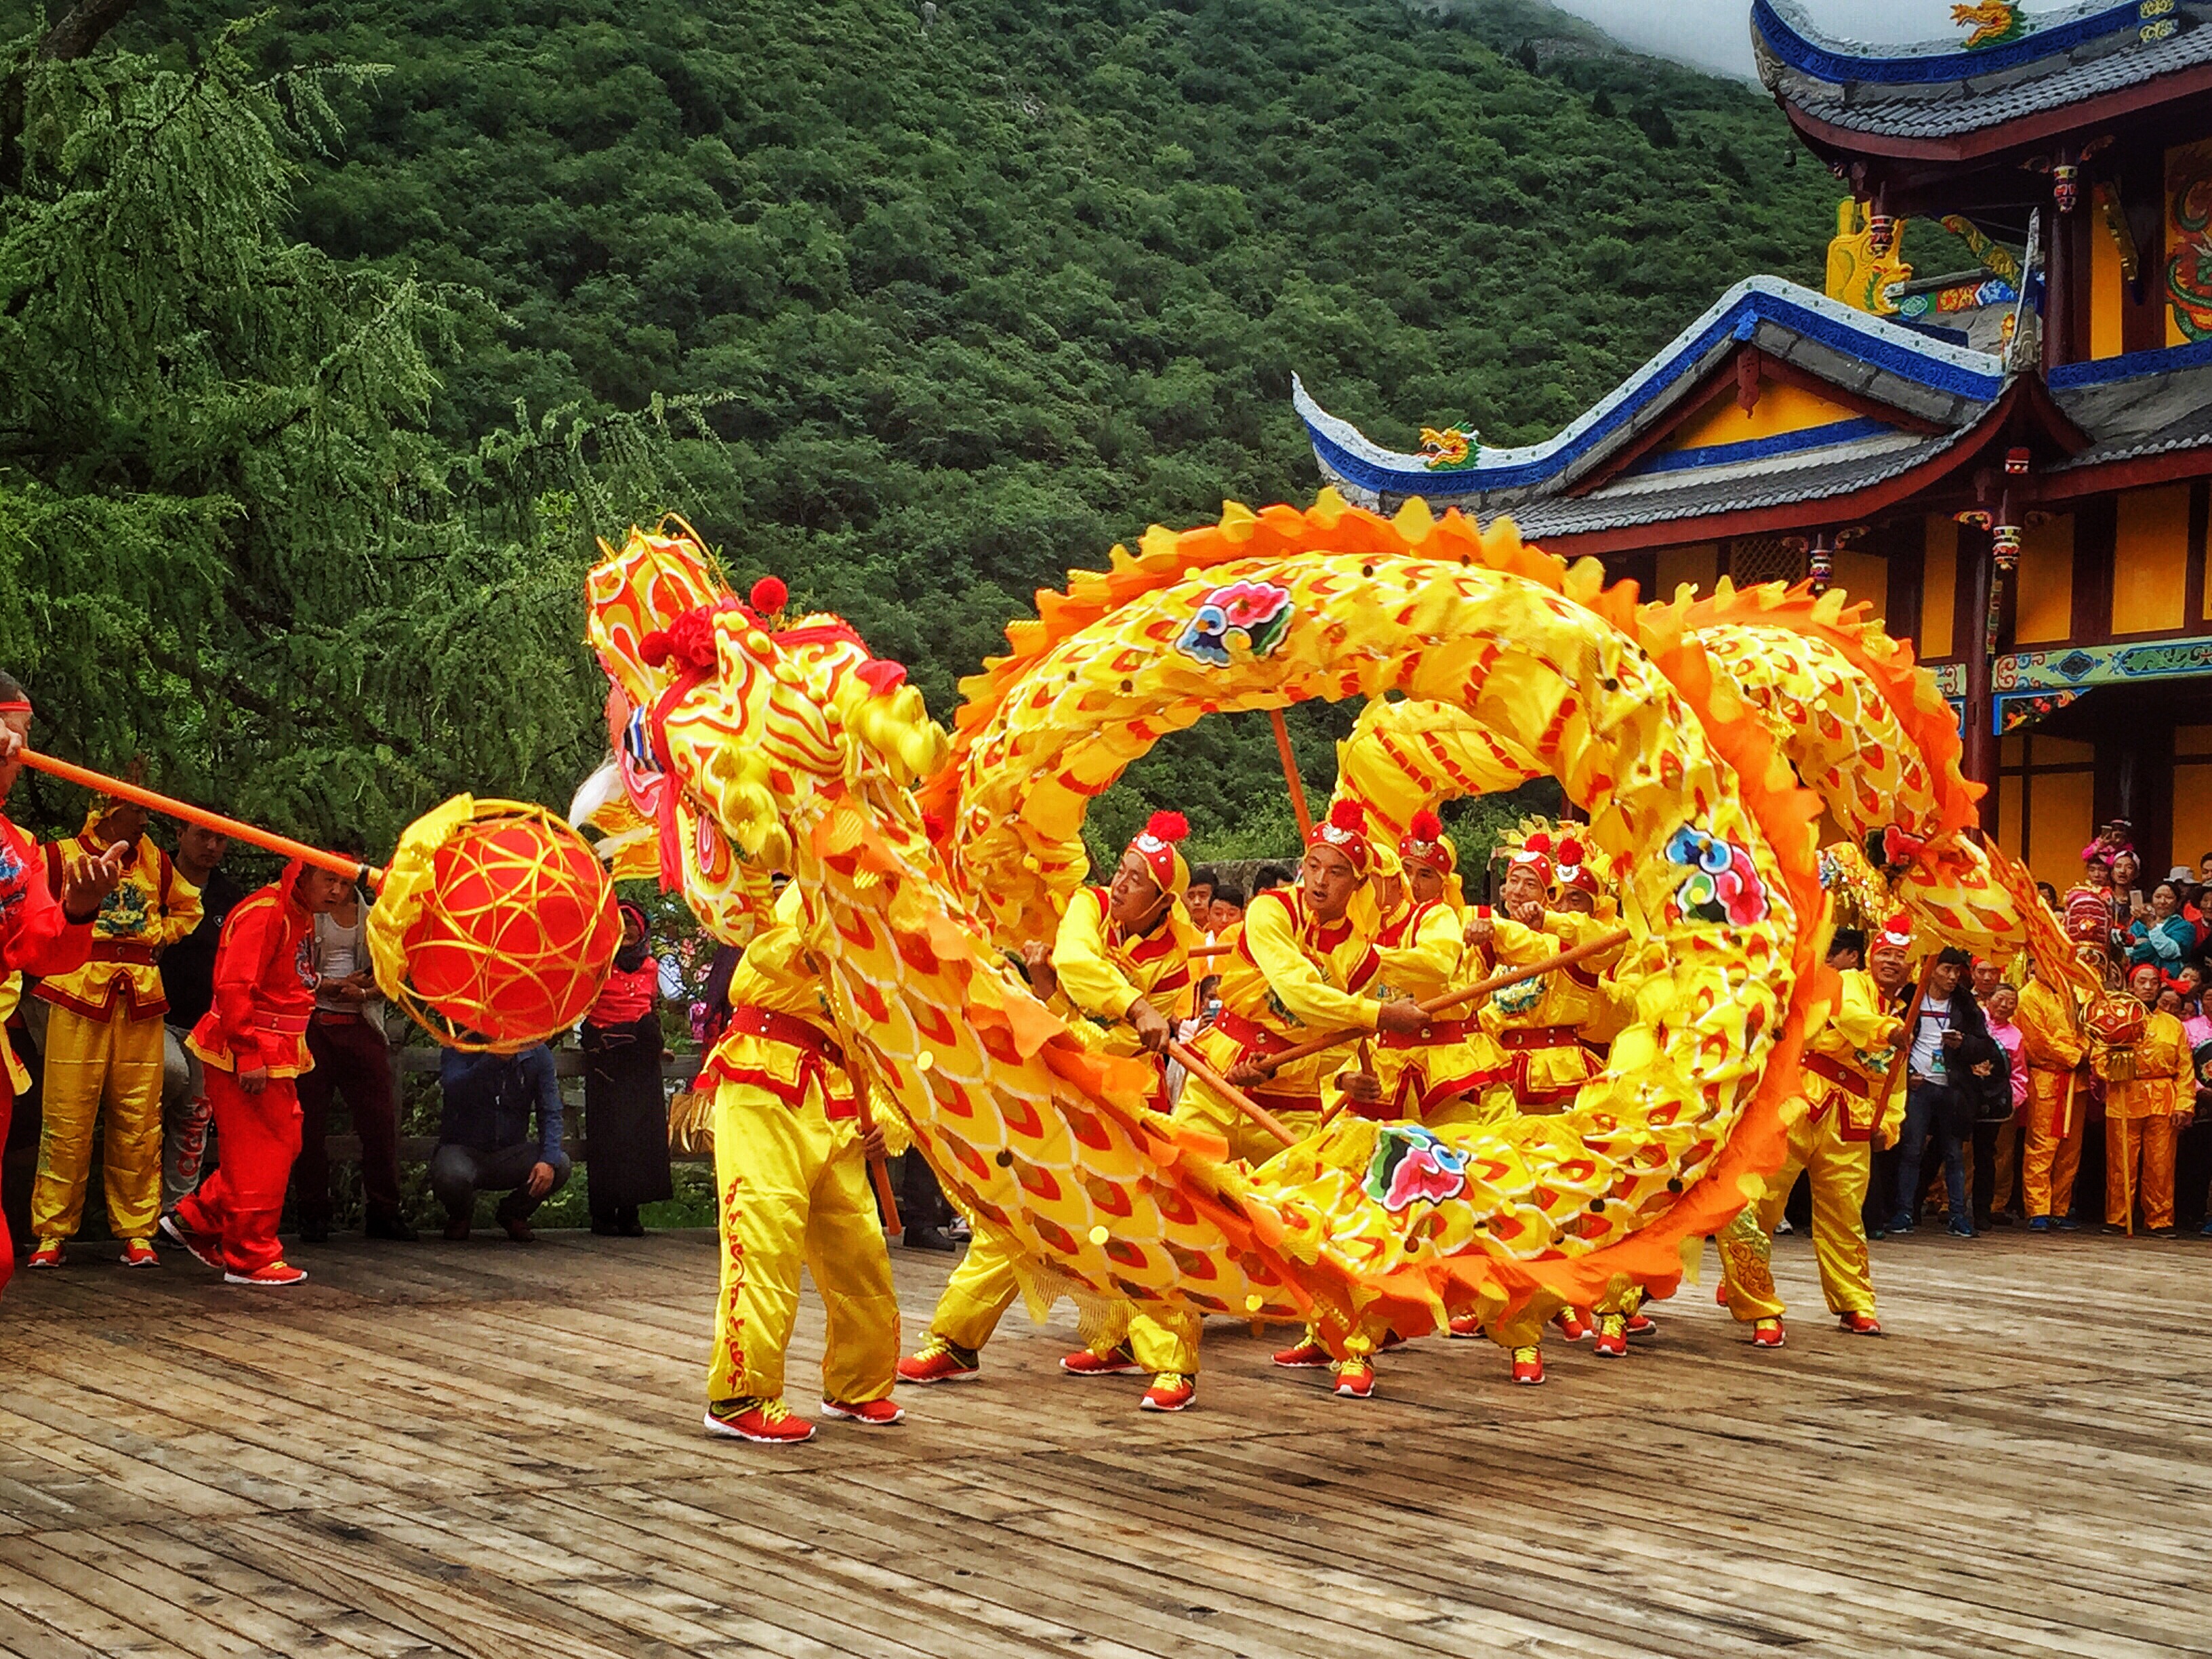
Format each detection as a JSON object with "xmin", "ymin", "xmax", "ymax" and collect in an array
[{"xmin": 1, "ymin": 1227, "xmax": 2207, "ymax": 1658}]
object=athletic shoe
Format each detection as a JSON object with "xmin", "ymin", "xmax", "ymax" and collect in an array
[
  {"xmin": 2200, "ymin": 1218, "xmax": 2212, "ymax": 1237},
  {"xmin": 705, "ymin": 1397, "xmax": 814, "ymax": 1443},
  {"xmin": 159, "ymin": 1213, "xmax": 224, "ymax": 1270},
  {"xmin": 1624, "ymin": 1313, "xmax": 1657, "ymax": 1339},
  {"xmin": 2149, "ymin": 1227, "xmax": 2179, "ymax": 1240},
  {"xmin": 1591, "ymin": 1315, "xmax": 1627, "ymax": 1359},
  {"xmin": 224, "ymin": 1261, "xmax": 306, "ymax": 1287},
  {"xmin": 2028, "ymin": 1216, "xmax": 2051, "ymax": 1232},
  {"xmin": 1140, "ymin": 1372, "xmax": 1194, "ymax": 1412},
  {"xmin": 1332, "ymin": 1359, "xmax": 1376, "ymax": 1399},
  {"xmin": 118, "ymin": 1240, "xmax": 159, "ymax": 1269},
  {"xmin": 895, "ymin": 1334, "xmax": 981, "ymax": 1385},
  {"xmin": 1553, "ymin": 1309, "xmax": 1591, "ymax": 1342},
  {"xmin": 1838, "ymin": 1311, "xmax": 1882, "ymax": 1336},
  {"xmin": 1751, "ymin": 1317, "xmax": 1786, "ymax": 1349},
  {"xmin": 25, "ymin": 1242, "xmax": 62, "ymax": 1269},
  {"xmin": 1510, "ymin": 1347, "xmax": 1544, "ymax": 1386},
  {"xmin": 1271, "ymin": 1339, "xmax": 1332, "ymax": 1369},
  {"xmin": 2056, "ymin": 1216, "xmax": 2083, "ymax": 1231},
  {"xmin": 1715, "ymin": 1281, "xmax": 1730, "ymax": 1305},
  {"xmin": 820, "ymin": 1397, "xmax": 904, "ymax": 1425},
  {"xmin": 1446, "ymin": 1313, "xmax": 1483, "ymax": 1339},
  {"xmin": 1059, "ymin": 1342, "xmax": 1143, "ymax": 1377},
  {"xmin": 1946, "ymin": 1218, "xmax": 1976, "ymax": 1238},
  {"xmin": 1884, "ymin": 1213, "xmax": 1914, "ymax": 1235}
]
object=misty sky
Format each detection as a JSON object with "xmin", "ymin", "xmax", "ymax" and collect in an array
[{"xmin": 1549, "ymin": 1, "xmax": 2060, "ymax": 80}]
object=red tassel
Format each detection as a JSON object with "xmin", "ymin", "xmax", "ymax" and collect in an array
[
  {"xmin": 1145, "ymin": 810, "xmax": 1189, "ymax": 843},
  {"xmin": 1327, "ymin": 798, "xmax": 1366, "ymax": 835},
  {"xmin": 750, "ymin": 575, "xmax": 790, "ymax": 615},
  {"xmin": 1408, "ymin": 808, "xmax": 1443, "ymax": 842}
]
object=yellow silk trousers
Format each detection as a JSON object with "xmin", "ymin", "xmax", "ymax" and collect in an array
[
  {"xmin": 2022, "ymin": 1072, "xmax": 2086, "ymax": 1220},
  {"xmin": 2106, "ymin": 1115, "xmax": 2179, "ymax": 1231},
  {"xmin": 31, "ymin": 1006, "xmax": 167, "ymax": 1244},
  {"xmin": 706, "ymin": 1078, "xmax": 899, "ymax": 1406},
  {"xmin": 1719, "ymin": 1107, "xmax": 1875, "ymax": 1321},
  {"xmin": 928, "ymin": 1227, "xmax": 1023, "ymax": 1351}
]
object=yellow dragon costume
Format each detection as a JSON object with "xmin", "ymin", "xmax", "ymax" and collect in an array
[{"xmin": 585, "ymin": 495, "xmax": 2085, "ymax": 1406}]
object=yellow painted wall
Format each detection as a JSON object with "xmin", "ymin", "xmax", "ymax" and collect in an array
[
  {"xmin": 2089, "ymin": 205, "xmax": 2123, "ymax": 361},
  {"xmin": 1830, "ymin": 549, "xmax": 1887, "ymax": 626},
  {"xmin": 1668, "ymin": 380, "xmax": 1864, "ymax": 452},
  {"xmin": 1921, "ymin": 516, "xmax": 1957, "ymax": 659},
  {"xmin": 2013, "ymin": 514, "xmax": 2074, "ymax": 644},
  {"xmin": 2175, "ymin": 764, "xmax": 2212, "ymax": 869},
  {"xmin": 2111, "ymin": 484, "xmax": 2191, "ymax": 635},
  {"xmin": 1654, "ymin": 544, "xmax": 1719, "ymax": 601},
  {"xmin": 2026, "ymin": 764, "xmax": 2097, "ymax": 890},
  {"xmin": 1996, "ymin": 772, "xmax": 2024, "ymax": 861}
]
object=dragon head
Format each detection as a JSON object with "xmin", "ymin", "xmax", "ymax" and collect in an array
[{"xmin": 584, "ymin": 521, "xmax": 948, "ymax": 941}]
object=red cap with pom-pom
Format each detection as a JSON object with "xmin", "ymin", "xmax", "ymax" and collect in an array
[
  {"xmin": 1128, "ymin": 808, "xmax": 1191, "ymax": 896},
  {"xmin": 1874, "ymin": 912, "xmax": 1914, "ymax": 953},
  {"xmin": 1555, "ymin": 834, "xmax": 1601, "ymax": 897},
  {"xmin": 1308, "ymin": 797, "xmax": 1374, "ymax": 877},
  {"xmin": 1398, "ymin": 806, "xmax": 1456, "ymax": 875},
  {"xmin": 1508, "ymin": 827, "xmax": 1557, "ymax": 885}
]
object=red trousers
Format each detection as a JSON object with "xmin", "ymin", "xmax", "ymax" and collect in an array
[
  {"xmin": 175, "ymin": 1069, "xmax": 302, "ymax": 1273},
  {"xmin": 0, "ymin": 1068, "xmax": 14, "ymax": 1298}
]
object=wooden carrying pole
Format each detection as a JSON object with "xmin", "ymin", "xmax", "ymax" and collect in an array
[
  {"xmin": 852, "ymin": 1079, "xmax": 903, "ymax": 1236},
  {"xmin": 1268, "ymin": 710, "xmax": 1313, "ymax": 841},
  {"xmin": 1255, "ymin": 926, "xmax": 1631, "ymax": 1077},
  {"xmin": 16, "ymin": 749, "xmax": 377, "ymax": 886},
  {"xmin": 1166, "ymin": 1037, "xmax": 1300, "ymax": 1149}
]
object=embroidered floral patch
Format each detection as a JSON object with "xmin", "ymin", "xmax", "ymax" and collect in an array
[
  {"xmin": 1363, "ymin": 1124, "xmax": 1469, "ymax": 1213},
  {"xmin": 1664, "ymin": 825, "xmax": 1769, "ymax": 926},
  {"xmin": 1172, "ymin": 580, "xmax": 1294, "ymax": 667}
]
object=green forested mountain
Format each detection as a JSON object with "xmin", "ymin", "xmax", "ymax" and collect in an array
[{"xmin": 2, "ymin": 0, "xmax": 1839, "ymax": 857}]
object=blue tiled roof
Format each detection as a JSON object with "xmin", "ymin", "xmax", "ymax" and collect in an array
[
  {"xmin": 1292, "ymin": 275, "xmax": 2001, "ymax": 501},
  {"xmin": 1755, "ymin": 0, "xmax": 2161, "ymax": 85}
]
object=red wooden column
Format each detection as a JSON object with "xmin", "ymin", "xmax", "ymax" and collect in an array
[{"xmin": 1959, "ymin": 525, "xmax": 1999, "ymax": 831}]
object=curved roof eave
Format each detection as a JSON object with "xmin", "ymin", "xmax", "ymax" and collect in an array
[{"xmin": 1292, "ymin": 275, "xmax": 2003, "ymax": 501}]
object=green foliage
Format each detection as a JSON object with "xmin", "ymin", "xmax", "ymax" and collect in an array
[{"xmin": 3, "ymin": 0, "xmax": 1839, "ymax": 855}]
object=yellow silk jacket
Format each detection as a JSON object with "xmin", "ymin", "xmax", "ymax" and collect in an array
[
  {"xmin": 2093, "ymin": 1008, "xmax": 2191, "ymax": 1120},
  {"xmin": 1050, "ymin": 886, "xmax": 1197, "ymax": 1059},
  {"xmin": 35, "ymin": 829, "xmax": 201, "ymax": 1021}
]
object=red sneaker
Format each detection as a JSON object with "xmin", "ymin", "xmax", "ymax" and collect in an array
[
  {"xmin": 1553, "ymin": 1309, "xmax": 1591, "ymax": 1343},
  {"xmin": 820, "ymin": 1397, "xmax": 904, "ymax": 1426},
  {"xmin": 1060, "ymin": 1343, "xmax": 1143, "ymax": 1377},
  {"xmin": 895, "ymin": 1334, "xmax": 981, "ymax": 1385},
  {"xmin": 1139, "ymin": 1372, "xmax": 1194, "ymax": 1412},
  {"xmin": 1332, "ymin": 1358, "xmax": 1376, "ymax": 1399},
  {"xmin": 224, "ymin": 1261, "xmax": 306, "ymax": 1287},
  {"xmin": 1838, "ymin": 1311, "xmax": 1883, "ymax": 1336},
  {"xmin": 118, "ymin": 1239, "xmax": 159, "ymax": 1269},
  {"xmin": 1751, "ymin": 1317, "xmax": 1786, "ymax": 1349},
  {"xmin": 1510, "ymin": 1346, "xmax": 1544, "ymax": 1386},
  {"xmin": 25, "ymin": 1241, "xmax": 62, "ymax": 1269},
  {"xmin": 705, "ymin": 1398, "xmax": 815, "ymax": 1443},
  {"xmin": 1446, "ymin": 1313, "xmax": 1484, "ymax": 1340},
  {"xmin": 1591, "ymin": 1315, "xmax": 1627, "ymax": 1359},
  {"xmin": 1624, "ymin": 1313, "xmax": 1657, "ymax": 1339},
  {"xmin": 1271, "ymin": 1339, "xmax": 1332, "ymax": 1369},
  {"xmin": 159, "ymin": 1213, "xmax": 224, "ymax": 1271},
  {"xmin": 1716, "ymin": 1280, "xmax": 1729, "ymax": 1305}
]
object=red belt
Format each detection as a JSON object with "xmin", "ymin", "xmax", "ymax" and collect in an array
[
  {"xmin": 89, "ymin": 941, "xmax": 157, "ymax": 964},
  {"xmin": 712, "ymin": 1004, "xmax": 855, "ymax": 1120},
  {"xmin": 1498, "ymin": 1024, "xmax": 1578, "ymax": 1051},
  {"xmin": 1381, "ymin": 1016, "xmax": 1471, "ymax": 1050},
  {"xmin": 1212, "ymin": 1009, "xmax": 1296, "ymax": 1057},
  {"xmin": 312, "ymin": 1009, "xmax": 363, "ymax": 1026},
  {"xmin": 1803, "ymin": 1053, "xmax": 1873, "ymax": 1099},
  {"xmin": 255, "ymin": 1012, "xmax": 311, "ymax": 1035}
]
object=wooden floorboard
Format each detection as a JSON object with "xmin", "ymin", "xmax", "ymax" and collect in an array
[{"xmin": 3, "ymin": 1227, "xmax": 2209, "ymax": 1658}]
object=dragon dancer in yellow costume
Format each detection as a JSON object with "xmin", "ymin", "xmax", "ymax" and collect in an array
[
  {"xmin": 1145, "ymin": 798, "xmax": 1425, "ymax": 1410},
  {"xmin": 2017, "ymin": 949, "xmax": 2092, "ymax": 1229},
  {"xmin": 701, "ymin": 879, "xmax": 903, "ymax": 1445},
  {"xmin": 27, "ymin": 798, "xmax": 202, "ymax": 1269},
  {"xmin": 1447, "ymin": 830, "xmax": 1621, "ymax": 1380},
  {"xmin": 896, "ymin": 813, "xmax": 1200, "ymax": 1388},
  {"xmin": 1718, "ymin": 917, "xmax": 1907, "ymax": 1347}
]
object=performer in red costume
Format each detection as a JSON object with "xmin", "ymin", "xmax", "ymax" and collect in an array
[
  {"xmin": 0, "ymin": 674, "xmax": 125, "ymax": 1296},
  {"xmin": 161, "ymin": 856, "xmax": 350, "ymax": 1285}
]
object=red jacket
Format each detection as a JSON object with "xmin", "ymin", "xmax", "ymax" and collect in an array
[
  {"xmin": 186, "ymin": 859, "xmax": 319, "ymax": 1078},
  {"xmin": 0, "ymin": 816, "xmax": 94, "ymax": 980}
]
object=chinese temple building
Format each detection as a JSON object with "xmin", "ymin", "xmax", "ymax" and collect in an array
[{"xmin": 1297, "ymin": 0, "xmax": 2212, "ymax": 886}]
